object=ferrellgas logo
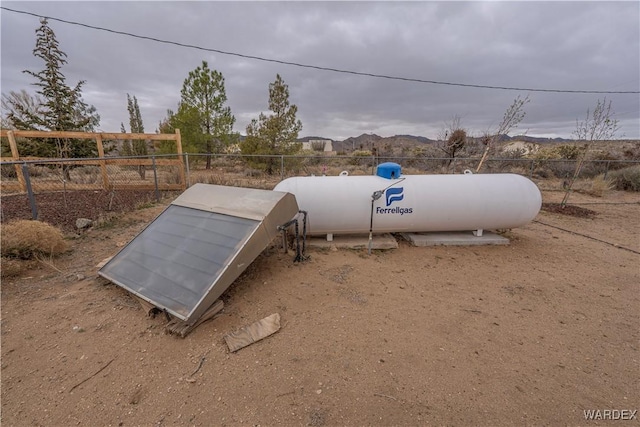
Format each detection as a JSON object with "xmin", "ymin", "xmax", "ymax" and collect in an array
[
  {"xmin": 377, "ymin": 187, "xmax": 413, "ymax": 215},
  {"xmin": 385, "ymin": 187, "xmax": 404, "ymax": 206}
]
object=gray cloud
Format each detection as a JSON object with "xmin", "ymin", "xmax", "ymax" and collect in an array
[{"xmin": 2, "ymin": 1, "xmax": 638, "ymax": 140}]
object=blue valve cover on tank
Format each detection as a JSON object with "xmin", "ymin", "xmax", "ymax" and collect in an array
[{"xmin": 376, "ymin": 162, "xmax": 402, "ymax": 179}]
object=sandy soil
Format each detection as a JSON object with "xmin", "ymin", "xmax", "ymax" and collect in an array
[{"xmin": 1, "ymin": 189, "xmax": 639, "ymax": 426}]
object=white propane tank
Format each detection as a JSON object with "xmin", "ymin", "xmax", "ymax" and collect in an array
[{"xmin": 274, "ymin": 167, "xmax": 541, "ymax": 236}]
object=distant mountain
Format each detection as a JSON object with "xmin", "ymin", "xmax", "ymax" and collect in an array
[
  {"xmin": 509, "ymin": 135, "xmax": 573, "ymax": 143},
  {"xmin": 235, "ymin": 133, "xmax": 631, "ymax": 151},
  {"xmin": 294, "ymin": 133, "xmax": 630, "ymax": 153},
  {"xmin": 464, "ymin": 134, "xmax": 574, "ymax": 144},
  {"xmin": 326, "ymin": 133, "xmax": 435, "ymax": 153},
  {"xmin": 394, "ymin": 134, "xmax": 434, "ymax": 144}
]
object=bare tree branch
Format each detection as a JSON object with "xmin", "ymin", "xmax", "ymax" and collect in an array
[
  {"xmin": 476, "ymin": 95, "xmax": 530, "ymax": 172},
  {"xmin": 561, "ymin": 98, "xmax": 620, "ymax": 207}
]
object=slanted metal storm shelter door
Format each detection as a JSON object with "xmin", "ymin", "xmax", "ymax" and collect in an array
[{"xmin": 99, "ymin": 184, "xmax": 298, "ymax": 324}]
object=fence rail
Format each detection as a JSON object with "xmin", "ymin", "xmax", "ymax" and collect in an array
[{"xmin": 0, "ymin": 129, "xmax": 185, "ymax": 193}]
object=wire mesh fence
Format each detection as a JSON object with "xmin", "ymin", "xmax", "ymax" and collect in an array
[
  {"xmin": 1, "ymin": 153, "xmax": 638, "ymax": 231},
  {"xmin": 0, "ymin": 154, "xmax": 184, "ymax": 231},
  {"xmin": 182, "ymin": 153, "xmax": 639, "ymax": 187}
]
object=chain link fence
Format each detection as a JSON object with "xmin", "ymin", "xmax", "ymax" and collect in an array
[
  {"xmin": 182, "ymin": 153, "xmax": 639, "ymax": 188},
  {"xmin": 0, "ymin": 154, "xmax": 184, "ymax": 231},
  {"xmin": 2, "ymin": 153, "xmax": 638, "ymax": 231}
]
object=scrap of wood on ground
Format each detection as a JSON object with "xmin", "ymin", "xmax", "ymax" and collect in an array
[{"xmin": 224, "ymin": 313, "xmax": 281, "ymax": 352}]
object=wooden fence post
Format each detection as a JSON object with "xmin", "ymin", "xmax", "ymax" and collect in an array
[
  {"xmin": 175, "ymin": 129, "xmax": 186, "ymax": 190},
  {"xmin": 7, "ymin": 130, "xmax": 26, "ymax": 192}
]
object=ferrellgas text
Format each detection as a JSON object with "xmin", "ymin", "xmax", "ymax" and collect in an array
[{"xmin": 376, "ymin": 206, "xmax": 413, "ymax": 215}]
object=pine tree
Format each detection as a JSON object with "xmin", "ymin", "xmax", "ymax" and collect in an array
[
  {"xmin": 19, "ymin": 18, "xmax": 100, "ymax": 163},
  {"xmin": 126, "ymin": 94, "xmax": 148, "ymax": 178},
  {"xmin": 127, "ymin": 94, "xmax": 144, "ymax": 133},
  {"xmin": 157, "ymin": 105, "xmax": 204, "ymax": 154},
  {"xmin": 240, "ymin": 74, "xmax": 302, "ymax": 174},
  {"xmin": 120, "ymin": 122, "xmax": 133, "ymax": 157},
  {"xmin": 4, "ymin": 18, "xmax": 100, "ymax": 181},
  {"xmin": 180, "ymin": 61, "xmax": 236, "ymax": 169}
]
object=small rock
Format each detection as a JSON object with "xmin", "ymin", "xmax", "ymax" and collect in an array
[
  {"xmin": 76, "ymin": 218, "xmax": 93, "ymax": 230},
  {"xmin": 315, "ymin": 389, "xmax": 322, "ymax": 394},
  {"xmin": 96, "ymin": 257, "xmax": 113, "ymax": 269}
]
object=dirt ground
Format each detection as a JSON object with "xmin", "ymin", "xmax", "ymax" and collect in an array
[{"xmin": 1, "ymin": 188, "xmax": 639, "ymax": 426}]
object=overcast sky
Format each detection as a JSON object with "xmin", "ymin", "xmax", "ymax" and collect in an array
[{"xmin": 2, "ymin": 1, "xmax": 639, "ymax": 141}]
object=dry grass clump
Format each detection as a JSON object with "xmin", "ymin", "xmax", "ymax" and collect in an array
[
  {"xmin": 1, "ymin": 220, "xmax": 69, "ymax": 260},
  {"xmin": 608, "ymin": 165, "xmax": 640, "ymax": 192},
  {"xmin": 0, "ymin": 257, "xmax": 37, "ymax": 278},
  {"xmin": 588, "ymin": 175, "xmax": 615, "ymax": 197}
]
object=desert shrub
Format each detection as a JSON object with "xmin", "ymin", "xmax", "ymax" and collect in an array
[
  {"xmin": 622, "ymin": 143, "xmax": 640, "ymax": 160},
  {"xmin": 590, "ymin": 150, "xmax": 620, "ymax": 162},
  {"xmin": 73, "ymin": 166, "xmax": 99, "ymax": 184},
  {"xmin": 529, "ymin": 147, "xmax": 560, "ymax": 161},
  {"xmin": 349, "ymin": 150, "xmax": 373, "ymax": 166},
  {"xmin": 1, "ymin": 164, "xmax": 17, "ymax": 178},
  {"xmin": 533, "ymin": 168, "xmax": 550, "ymax": 179},
  {"xmin": 588, "ymin": 175, "xmax": 615, "ymax": 197},
  {"xmin": 351, "ymin": 150, "xmax": 372, "ymax": 157},
  {"xmin": 243, "ymin": 168, "xmax": 263, "ymax": 177},
  {"xmin": 77, "ymin": 166, "xmax": 98, "ymax": 175},
  {"xmin": 26, "ymin": 165, "xmax": 49, "ymax": 178},
  {"xmin": 587, "ymin": 151, "xmax": 629, "ymax": 172},
  {"xmin": 530, "ymin": 144, "xmax": 582, "ymax": 162},
  {"xmin": 162, "ymin": 166, "xmax": 182, "ymax": 184},
  {"xmin": 1, "ymin": 220, "xmax": 69, "ymax": 259},
  {"xmin": 0, "ymin": 257, "xmax": 37, "ymax": 278},
  {"xmin": 463, "ymin": 139, "xmax": 484, "ymax": 156},
  {"xmin": 529, "ymin": 147, "xmax": 567, "ymax": 177},
  {"xmin": 400, "ymin": 146, "xmax": 428, "ymax": 168},
  {"xmin": 319, "ymin": 166, "xmax": 342, "ymax": 176},
  {"xmin": 492, "ymin": 148, "xmax": 529, "ymax": 172},
  {"xmin": 545, "ymin": 160, "xmax": 576, "ymax": 178},
  {"xmin": 299, "ymin": 150, "xmax": 324, "ymax": 166},
  {"xmin": 190, "ymin": 171, "xmax": 237, "ymax": 186},
  {"xmin": 407, "ymin": 146, "xmax": 425, "ymax": 157},
  {"xmin": 577, "ymin": 161, "xmax": 612, "ymax": 179},
  {"xmin": 499, "ymin": 147, "xmax": 526, "ymax": 159},
  {"xmin": 2, "ymin": 164, "xmax": 50, "ymax": 179},
  {"xmin": 555, "ymin": 144, "xmax": 583, "ymax": 160},
  {"xmin": 283, "ymin": 156, "xmax": 304, "ymax": 175},
  {"xmin": 608, "ymin": 165, "xmax": 640, "ymax": 191},
  {"xmin": 608, "ymin": 161, "xmax": 635, "ymax": 172}
]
